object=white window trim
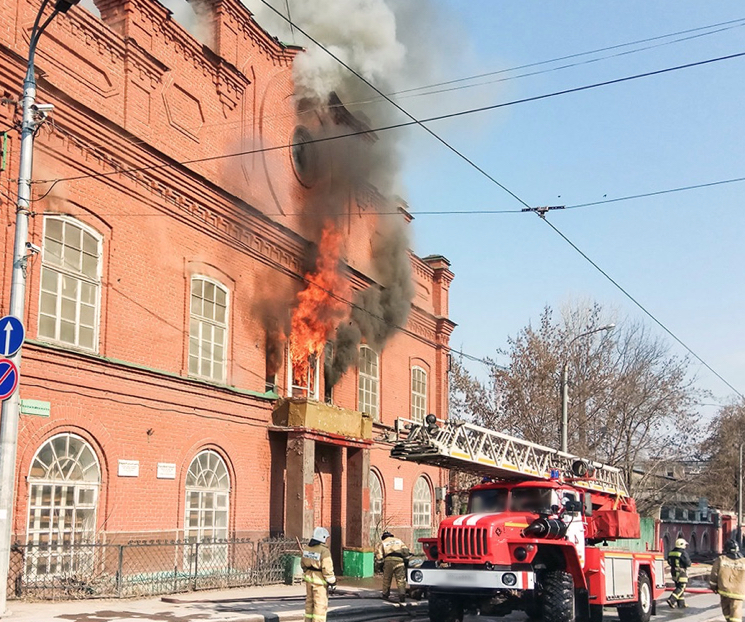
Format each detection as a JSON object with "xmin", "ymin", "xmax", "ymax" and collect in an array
[
  {"xmin": 411, "ymin": 366, "xmax": 428, "ymax": 423},
  {"xmin": 38, "ymin": 215, "xmax": 103, "ymax": 353},
  {"xmin": 286, "ymin": 343, "xmax": 320, "ymax": 400},
  {"xmin": 358, "ymin": 345, "xmax": 379, "ymax": 420},
  {"xmin": 188, "ymin": 275, "xmax": 230, "ymax": 383}
]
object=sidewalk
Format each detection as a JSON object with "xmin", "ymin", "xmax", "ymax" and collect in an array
[
  {"xmin": 5, "ymin": 581, "xmax": 423, "ymax": 622},
  {"xmin": 4, "ymin": 573, "xmax": 725, "ymax": 622}
]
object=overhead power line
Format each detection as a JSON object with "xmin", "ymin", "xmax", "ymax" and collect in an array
[
  {"xmin": 264, "ymin": 3, "xmax": 744, "ymax": 398},
  {"xmin": 393, "ymin": 16, "xmax": 745, "ymax": 96},
  {"xmin": 538, "ymin": 216, "xmax": 744, "ymax": 400},
  {"xmin": 32, "ymin": 50, "xmax": 745, "ymax": 193}
]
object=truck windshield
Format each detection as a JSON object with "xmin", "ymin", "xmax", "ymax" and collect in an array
[
  {"xmin": 469, "ymin": 488, "xmax": 508, "ymax": 513},
  {"xmin": 511, "ymin": 488, "xmax": 555, "ymax": 513}
]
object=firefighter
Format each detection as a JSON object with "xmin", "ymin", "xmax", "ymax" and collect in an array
[
  {"xmin": 710, "ymin": 539, "xmax": 745, "ymax": 622},
  {"xmin": 301, "ymin": 527, "xmax": 337, "ymax": 622},
  {"xmin": 374, "ymin": 531, "xmax": 411, "ymax": 603},
  {"xmin": 667, "ymin": 537, "xmax": 691, "ymax": 608}
]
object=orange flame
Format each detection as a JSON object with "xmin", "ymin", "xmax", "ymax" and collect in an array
[{"xmin": 290, "ymin": 224, "xmax": 349, "ymax": 389}]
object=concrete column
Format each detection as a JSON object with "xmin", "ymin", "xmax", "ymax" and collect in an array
[
  {"xmin": 345, "ymin": 447, "xmax": 370, "ymax": 548},
  {"xmin": 285, "ymin": 433, "xmax": 315, "ymax": 539}
]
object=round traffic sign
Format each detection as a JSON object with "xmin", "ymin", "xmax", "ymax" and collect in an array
[
  {"xmin": 0, "ymin": 315, "xmax": 24, "ymax": 358},
  {"xmin": 0, "ymin": 358, "xmax": 19, "ymax": 401}
]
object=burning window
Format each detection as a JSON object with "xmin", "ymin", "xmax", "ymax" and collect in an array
[
  {"xmin": 288, "ymin": 347, "xmax": 320, "ymax": 400},
  {"xmin": 288, "ymin": 224, "xmax": 348, "ymax": 401}
]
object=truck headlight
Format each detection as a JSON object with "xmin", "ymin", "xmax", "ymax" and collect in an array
[
  {"xmin": 410, "ymin": 570, "xmax": 424, "ymax": 583},
  {"xmin": 502, "ymin": 573, "xmax": 517, "ymax": 587}
]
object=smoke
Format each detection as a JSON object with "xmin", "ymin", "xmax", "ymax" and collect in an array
[{"xmin": 244, "ymin": 0, "xmax": 457, "ymax": 391}]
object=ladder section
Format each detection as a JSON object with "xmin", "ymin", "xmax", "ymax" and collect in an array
[{"xmin": 391, "ymin": 418, "xmax": 629, "ymax": 497}]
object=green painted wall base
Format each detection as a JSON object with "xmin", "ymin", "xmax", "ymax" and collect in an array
[{"xmin": 343, "ymin": 548, "xmax": 374, "ymax": 578}]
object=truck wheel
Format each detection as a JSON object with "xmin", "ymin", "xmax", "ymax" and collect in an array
[
  {"xmin": 428, "ymin": 592, "xmax": 463, "ymax": 622},
  {"xmin": 617, "ymin": 571, "xmax": 652, "ymax": 622},
  {"xmin": 542, "ymin": 570, "xmax": 575, "ymax": 622}
]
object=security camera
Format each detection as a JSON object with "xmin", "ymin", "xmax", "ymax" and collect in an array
[
  {"xmin": 26, "ymin": 242, "xmax": 41, "ymax": 254},
  {"xmin": 31, "ymin": 104, "xmax": 54, "ymax": 113}
]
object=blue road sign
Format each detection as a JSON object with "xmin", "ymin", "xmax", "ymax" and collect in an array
[
  {"xmin": 0, "ymin": 358, "xmax": 19, "ymax": 401},
  {"xmin": 0, "ymin": 315, "xmax": 24, "ymax": 357}
]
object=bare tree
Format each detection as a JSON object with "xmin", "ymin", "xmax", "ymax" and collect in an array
[
  {"xmin": 696, "ymin": 401, "xmax": 745, "ymax": 510},
  {"xmin": 450, "ymin": 302, "xmax": 701, "ymax": 505}
]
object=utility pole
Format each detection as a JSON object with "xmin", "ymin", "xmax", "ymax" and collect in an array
[
  {"xmin": 561, "ymin": 361, "xmax": 569, "ymax": 453},
  {"xmin": 738, "ymin": 443, "xmax": 743, "ymax": 548},
  {"xmin": 0, "ymin": 0, "xmax": 79, "ymax": 615}
]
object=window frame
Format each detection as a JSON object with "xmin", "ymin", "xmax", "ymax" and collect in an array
[
  {"xmin": 358, "ymin": 345, "xmax": 379, "ymax": 420},
  {"xmin": 25, "ymin": 433, "xmax": 101, "ymax": 578},
  {"xmin": 38, "ymin": 215, "xmax": 103, "ymax": 352},
  {"xmin": 369, "ymin": 469, "xmax": 384, "ymax": 546},
  {"xmin": 412, "ymin": 475, "xmax": 433, "ymax": 554},
  {"xmin": 184, "ymin": 450, "xmax": 231, "ymax": 569},
  {"xmin": 188, "ymin": 276, "xmax": 230, "ymax": 383},
  {"xmin": 411, "ymin": 366, "xmax": 428, "ymax": 423}
]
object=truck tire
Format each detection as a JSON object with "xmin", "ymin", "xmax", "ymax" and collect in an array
[
  {"xmin": 542, "ymin": 570, "xmax": 575, "ymax": 622},
  {"xmin": 617, "ymin": 571, "xmax": 652, "ymax": 622},
  {"xmin": 428, "ymin": 592, "xmax": 463, "ymax": 622}
]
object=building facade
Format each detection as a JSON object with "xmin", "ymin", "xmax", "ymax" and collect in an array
[{"xmin": 0, "ymin": 0, "xmax": 454, "ymax": 583}]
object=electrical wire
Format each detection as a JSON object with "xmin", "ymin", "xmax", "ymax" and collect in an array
[
  {"xmin": 31, "ymin": 50, "xmax": 745, "ymax": 191},
  {"xmin": 393, "ymin": 16, "xmax": 745, "ymax": 96},
  {"xmin": 267, "ymin": 4, "xmax": 745, "ymax": 397},
  {"xmin": 538, "ymin": 216, "xmax": 744, "ymax": 400}
]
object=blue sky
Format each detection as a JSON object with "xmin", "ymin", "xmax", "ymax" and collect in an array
[{"xmin": 394, "ymin": 1, "xmax": 745, "ymax": 411}]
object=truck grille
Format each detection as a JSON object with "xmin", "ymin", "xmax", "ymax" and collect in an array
[{"xmin": 439, "ymin": 526, "xmax": 488, "ymax": 559}]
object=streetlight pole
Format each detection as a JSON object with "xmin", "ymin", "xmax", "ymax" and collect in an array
[
  {"xmin": 0, "ymin": 0, "xmax": 79, "ymax": 614},
  {"xmin": 738, "ymin": 443, "xmax": 743, "ymax": 548},
  {"xmin": 560, "ymin": 323, "xmax": 615, "ymax": 453}
]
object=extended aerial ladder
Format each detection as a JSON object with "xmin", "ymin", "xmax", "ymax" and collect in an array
[{"xmin": 391, "ymin": 417, "xmax": 629, "ymax": 498}]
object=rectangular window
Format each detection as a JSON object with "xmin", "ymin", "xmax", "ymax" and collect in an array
[
  {"xmin": 39, "ymin": 218, "xmax": 101, "ymax": 351},
  {"xmin": 188, "ymin": 278, "xmax": 228, "ymax": 383},
  {"xmin": 358, "ymin": 346, "xmax": 379, "ymax": 420},
  {"xmin": 411, "ymin": 367, "xmax": 428, "ymax": 423}
]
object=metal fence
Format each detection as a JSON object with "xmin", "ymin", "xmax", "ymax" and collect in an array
[{"xmin": 7, "ymin": 537, "xmax": 300, "ymax": 600}]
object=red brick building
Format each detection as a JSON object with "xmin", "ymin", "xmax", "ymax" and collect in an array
[{"xmin": 0, "ymin": 0, "xmax": 454, "ymax": 578}]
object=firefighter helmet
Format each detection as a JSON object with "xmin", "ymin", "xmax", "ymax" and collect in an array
[
  {"xmin": 675, "ymin": 538, "xmax": 688, "ymax": 549},
  {"xmin": 381, "ymin": 531, "xmax": 394, "ymax": 540},
  {"xmin": 725, "ymin": 539, "xmax": 740, "ymax": 554},
  {"xmin": 312, "ymin": 527, "xmax": 330, "ymax": 544}
]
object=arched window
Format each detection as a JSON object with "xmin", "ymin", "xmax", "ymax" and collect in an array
[
  {"xmin": 185, "ymin": 450, "xmax": 230, "ymax": 542},
  {"xmin": 39, "ymin": 216, "xmax": 102, "ymax": 351},
  {"xmin": 689, "ymin": 533, "xmax": 697, "ymax": 554},
  {"xmin": 26, "ymin": 434, "xmax": 100, "ymax": 576},
  {"xmin": 663, "ymin": 534, "xmax": 671, "ymax": 556},
  {"xmin": 358, "ymin": 346, "xmax": 379, "ymax": 420},
  {"xmin": 369, "ymin": 470, "xmax": 384, "ymax": 546},
  {"xmin": 189, "ymin": 277, "xmax": 229, "ymax": 382},
  {"xmin": 702, "ymin": 532, "xmax": 710, "ymax": 553},
  {"xmin": 412, "ymin": 476, "xmax": 432, "ymax": 553},
  {"xmin": 411, "ymin": 367, "xmax": 428, "ymax": 423},
  {"xmin": 185, "ymin": 450, "xmax": 230, "ymax": 568}
]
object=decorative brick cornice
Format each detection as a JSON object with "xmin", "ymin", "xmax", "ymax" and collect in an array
[{"xmin": 44, "ymin": 121, "xmax": 305, "ymax": 276}]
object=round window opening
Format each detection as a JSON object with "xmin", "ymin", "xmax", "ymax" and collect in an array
[{"xmin": 291, "ymin": 126, "xmax": 318, "ymax": 187}]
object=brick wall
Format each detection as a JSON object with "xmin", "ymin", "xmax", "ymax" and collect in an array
[{"xmin": 0, "ymin": 0, "xmax": 454, "ymax": 552}]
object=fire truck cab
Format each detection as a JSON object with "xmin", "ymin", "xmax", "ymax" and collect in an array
[{"xmin": 391, "ymin": 417, "xmax": 666, "ymax": 622}]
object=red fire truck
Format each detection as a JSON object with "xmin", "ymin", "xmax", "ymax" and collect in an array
[{"xmin": 391, "ymin": 416, "xmax": 665, "ymax": 622}]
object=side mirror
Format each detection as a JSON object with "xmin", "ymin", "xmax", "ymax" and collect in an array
[{"xmin": 583, "ymin": 493, "xmax": 593, "ymax": 517}]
